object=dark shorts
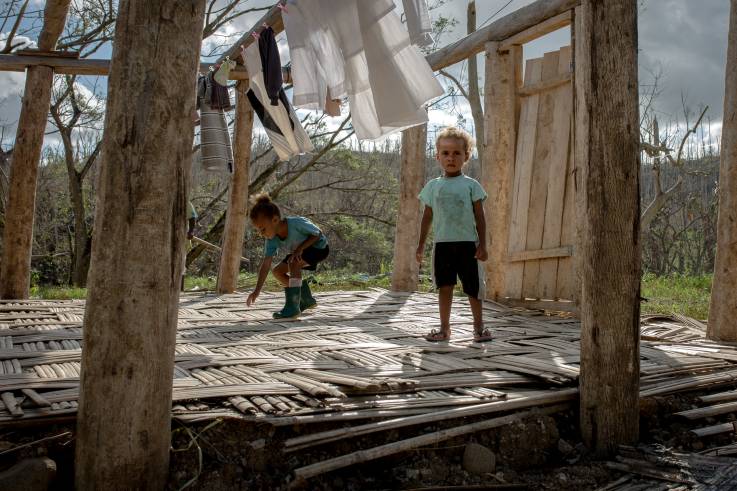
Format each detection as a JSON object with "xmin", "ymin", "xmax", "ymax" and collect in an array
[
  {"xmin": 283, "ymin": 245, "xmax": 329, "ymax": 271},
  {"xmin": 434, "ymin": 241, "xmax": 480, "ymax": 297}
]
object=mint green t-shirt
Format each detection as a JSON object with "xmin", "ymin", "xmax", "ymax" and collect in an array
[{"xmin": 418, "ymin": 175, "xmax": 487, "ymax": 243}]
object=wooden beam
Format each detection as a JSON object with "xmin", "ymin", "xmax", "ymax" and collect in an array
[
  {"xmin": 427, "ymin": 0, "xmax": 578, "ymax": 71},
  {"xmin": 217, "ymin": 83, "xmax": 254, "ymax": 294},
  {"xmin": 507, "ymin": 245, "xmax": 572, "ymax": 263},
  {"xmin": 708, "ymin": 0, "xmax": 737, "ymax": 341},
  {"xmin": 0, "ymin": 0, "xmax": 72, "ymax": 300},
  {"xmin": 391, "ymin": 123, "xmax": 427, "ymax": 292},
  {"xmin": 74, "ymin": 0, "xmax": 207, "ymax": 488},
  {"xmin": 0, "ymin": 54, "xmax": 248, "ymax": 79},
  {"xmin": 500, "ymin": 11, "xmax": 572, "ymax": 50},
  {"xmin": 517, "ymin": 72, "xmax": 572, "ymax": 97},
  {"xmin": 216, "ymin": 0, "xmax": 285, "ymax": 65},
  {"xmin": 483, "ymin": 41, "xmax": 520, "ymax": 301},
  {"xmin": 576, "ymin": 0, "xmax": 641, "ymax": 456}
]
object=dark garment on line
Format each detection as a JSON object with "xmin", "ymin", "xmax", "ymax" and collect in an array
[{"xmin": 259, "ymin": 27, "xmax": 283, "ymax": 106}]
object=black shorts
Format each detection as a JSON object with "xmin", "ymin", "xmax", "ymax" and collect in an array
[
  {"xmin": 433, "ymin": 241, "xmax": 480, "ymax": 297},
  {"xmin": 283, "ymin": 245, "xmax": 329, "ymax": 271}
]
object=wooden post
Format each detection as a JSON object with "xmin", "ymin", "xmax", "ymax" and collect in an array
[
  {"xmin": 391, "ymin": 123, "xmax": 427, "ymax": 292},
  {"xmin": 576, "ymin": 0, "xmax": 641, "ymax": 456},
  {"xmin": 217, "ymin": 82, "xmax": 254, "ymax": 294},
  {"xmin": 483, "ymin": 41, "xmax": 521, "ymax": 300},
  {"xmin": 0, "ymin": 0, "xmax": 72, "ymax": 299},
  {"xmin": 75, "ymin": 1, "xmax": 206, "ymax": 488},
  {"xmin": 708, "ymin": 0, "xmax": 737, "ymax": 341}
]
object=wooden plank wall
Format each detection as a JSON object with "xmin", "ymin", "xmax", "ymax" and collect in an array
[{"xmin": 504, "ymin": 46, "xmax": 574, "ymax": 302}]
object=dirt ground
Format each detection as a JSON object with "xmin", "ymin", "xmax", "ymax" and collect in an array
[{"xmin": 1, "ymin": 388, "xmax": 736, "ymax": 490}]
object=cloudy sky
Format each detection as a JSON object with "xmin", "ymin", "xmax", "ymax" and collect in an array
[{"xmin": 0, "ymin": 0, "xmax": 731, "ymax": 149}]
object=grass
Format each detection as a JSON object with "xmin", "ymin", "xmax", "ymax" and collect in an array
[
  {"xmin": 640, "ymin": 273, "xmax": 712, "ymax": 321},
  {"xmin": 29, "ymin": 272, "xmax": 714, "ymax": 321}
]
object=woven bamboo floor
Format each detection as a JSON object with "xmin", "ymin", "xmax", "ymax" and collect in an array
[{"xmin": 0, "ymin": 289, "xmax": 734, "ymax": 428}]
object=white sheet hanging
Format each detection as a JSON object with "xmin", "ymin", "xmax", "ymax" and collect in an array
[
  {"xmin": 402, "ymin": 0, "xmax": 434, "ymax": 47},
  {"xmin": 282, "ymin": 0, "xmax": 443, "ymax": 141}
]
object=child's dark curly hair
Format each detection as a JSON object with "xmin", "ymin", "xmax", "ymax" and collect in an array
[{"xmin": 249, "ymin": 192, "xmax": 281, "ymax": 220}]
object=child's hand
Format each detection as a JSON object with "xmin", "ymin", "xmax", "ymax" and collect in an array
[
  {"xmin": 475, "ymin": 245, "xmax": 488, "ymax": 262},
  {"xmin": 415, "ymin": 245, "xmax": 424, "ymax": 264},
  {"xmin": 246, "ymin": 291, "xmax": 259, "ymax": 306},
  {"xmin": 288, "ymin": 250, "xmax": 303, "ymax": 264}
]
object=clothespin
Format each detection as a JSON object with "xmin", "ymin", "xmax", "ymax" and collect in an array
[
  {"xmin": 251, "ymin": 31, "xmax": 260, "ymax": 40},
  {"xmin": 277, "ymin": 3, "xmax": 288, "ymax": 13},
  {"xmin": 262, "ymin": 22, "xmax": 269, "ymax": 29}
]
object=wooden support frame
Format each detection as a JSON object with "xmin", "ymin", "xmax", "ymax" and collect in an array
[
  {"xmin": 0, "ymin": 0, "xmax": 72, "ymax": 300},
  {"xmin": 575, "ymin": 0, "xmax": 641, "ymax": 456},
  {"xmin": 0, "ymin": 54, "xmax": 248, "ymax": 79},
  {"xmin": 217, "ymin": 83, "xmax": 254, "ymax": 294},
  {"xmin": 391, "ymin": 124, "xmax": 427, "ymax": 292},
  {"xmin": 708, "ymin": 0, "xmax": 737, "ymax": 341},
  {"xmin": 483, "ymin": 41, "xmax": 521, "ymax": 301}
]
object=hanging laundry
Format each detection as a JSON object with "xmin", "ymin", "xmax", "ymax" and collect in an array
[
  {"xmin": 402, "ymin": 0, "xmax": 434, "ymax": 47},
  {"xmin": 197, "ymin": 74, "xmax": 234, "ymax": 173},
  {"xmin": 282, "ymin": 0, "xmax": 347, "ymax": 115},
  {"xmin": 282, "ymin": 0, "xmax": 443, "ymax": 141},
  {"xmin": 201, "ymin": 70, "xmax": 233, "ymax": 111},
  {"xmin": 243, "ymin": 26, "xmax": 314, "ymax": 162},
  {"xmin": 214, "ymin": 58, "xmax": 236, "ymax": 86}
]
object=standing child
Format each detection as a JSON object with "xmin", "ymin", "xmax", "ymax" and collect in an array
[
  {"xmin": 416, "ymin": 127, "xmax": 492, "ymax": 342},
  {"xmin": 246, "ymin": 193, "xmax": 329, "ymax": 318}
]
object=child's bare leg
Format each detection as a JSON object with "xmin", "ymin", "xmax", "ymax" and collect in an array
[
  {"xmin": 272, "ymin": 262, "xmax": 290, "ymax": 287},
  {"xmin": 438, "ymin": 286, "xmax": 454, "ymax": 335},
  {"xmin": 288, "ymin": 260, "xmax": 303, "ymax": 282},
  {"xmin": 468, "ymin": 295, "xmax": 483, "ymax": 330}
]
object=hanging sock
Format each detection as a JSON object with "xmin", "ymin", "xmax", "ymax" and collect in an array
[
  {"xmin": 273, "ymin": 287, "xmax": 302, "ymax": 319},
  {"xmin": 300, "ymin": 279, "xmax": 317, "ymax": 311}
]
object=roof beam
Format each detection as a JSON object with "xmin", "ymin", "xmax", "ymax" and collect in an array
[
  {"xmin": 0, "ymin": 54, "xmax": 248, "ymax": 79},
  {"xmin": 427, "ymin": 0, "xmax": 578, "ymax": 71}
]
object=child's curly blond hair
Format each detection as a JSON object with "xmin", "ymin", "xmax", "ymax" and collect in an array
[{"xmin": 435, "ymin": 126, "xmax": 475, "ymax": 160}]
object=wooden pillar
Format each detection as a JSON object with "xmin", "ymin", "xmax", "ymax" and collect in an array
[
  {"xmin": 391, "ymin": 123, "xmax": 427, "ymax": 292},
  {"xmin": 75, "ymin": 1, "xmax": 206, "ymax": 488},
  {"xmin": 0, "ymin": 0, "xmax": 72, "ymax": 299},
  {"xmin": 708, "ymin": 0, "xmax": 737, "ymax": 341},
  {"xmin": 217, "ymin": 82, "xmax": 254, "ymax": 294},
  {"xmin": 483, "ymin": 41, "xmax": 521, "ymax": 300},
  {"xmin": 576, "ymin": 0, "xmax": 641, "ymax": 456}
]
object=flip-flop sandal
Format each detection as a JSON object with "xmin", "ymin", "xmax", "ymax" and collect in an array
[
  {"xmin": 425, "ymin": 329, "xmax": 450, "ymax": 342},
  {"xmin": 473, "ymin": 328, "xmax": 493, "ymax": 343}
]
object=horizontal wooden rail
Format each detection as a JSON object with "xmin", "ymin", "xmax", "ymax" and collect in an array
[
  {"xmin": 507, "ymin": 245, "xmax": 573, "ymax": 263},
  {"xmin": 216, "ymin": 0, "xmax": 286, "ymax": 65},
  {"xmin": 518, "ymin": 72, "xmax": 572, "ymax": 97},
  {"xmin": 427, "ymin": 0, "xmax": 578, "ymax": 71},
  {"xmin": 499, "ymin": 11, "xmax": 572, "ymax": 50},
  {"xmin": 0, "ymin": 54, "xmax": 248, "ymax": 79}
]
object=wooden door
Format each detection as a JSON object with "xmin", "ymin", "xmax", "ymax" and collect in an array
[{"xmin": 504, "ymin": 46, "xmax": 576, "ymax": 306}]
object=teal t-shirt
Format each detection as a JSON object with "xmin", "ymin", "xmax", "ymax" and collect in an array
[
  {"xmin": 264, "ymin": 216, "xmax": 327, "ymax": 258},
  {"xmin": 418, "ymin": 175, "xmax": 487, "ymax": 243}
]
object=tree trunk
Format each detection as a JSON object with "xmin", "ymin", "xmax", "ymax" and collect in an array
[
  {"xmin": 708, "ymin": 0, "xmax": 737, "ymax": 341},
  {"xmin": 75, "ymin": 1, "xmax": 206, "ymax": 488},
  {"xmin": 0, "ymin": 0, "xmax": 71, "ymax": 299},
  {"xmin": 467, "ymin": 1, "xmax": 485, "ymax": 166},
  {"xmin": 483, "ymin": 41, "xmax": 520, "ymax": 300},
  {"xmin": 0, "ymin": 65, "xmax": 53, "ymax": 298},
  {"xmin": 217, "ymin": 83, "xmax": 253, "ymax": 294},
  {"xmin": 391, "ymin": 123, "xmax": 426, "ymax": 292},
  {"xmin": 576, "ymin": 0, "xmax": 641, "ymax": 456}
]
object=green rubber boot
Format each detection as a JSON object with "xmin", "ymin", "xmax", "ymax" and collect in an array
[
  {"xmin": 273, "ymin": 287, "xmax": 302, "ymax": 319},
  {"xmin": 300, "ymin": 279, "xmax": 317, "ymax": 311}
]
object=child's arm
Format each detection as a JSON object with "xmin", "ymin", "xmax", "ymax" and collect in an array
[
  {"xmin": 416, "ymin": 206, "xmax": 433, "ymax": 263},
  {"xmin": 288, "ymin": 234, "xmax": 321, "ymax": 264},
  {"xmin": 473, "ymin": 200, "xmax": 488, "ymax": 261},
  {"xmin": 247, "ymin": 256, "xmax": 273, "ymax": 306}
]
